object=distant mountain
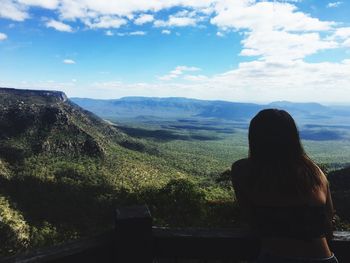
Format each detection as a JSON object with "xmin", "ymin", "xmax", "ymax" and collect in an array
[
  {"xmin": 71, "ymin": 96, "xmax": 350, "ymax": 124},
  {"xmin": 71, "ymin": 97, "xmax": 213, "ymax": 119},
  {"xmin": 268, "ymin": 101, "xmax": 330, "ymax": 113},
  {"xmin": 71, "ymin": 97, "xmax": 265, "ymax": 121},
  {"xmin": 197, "ymin": 101, "xmax": 263, "ymax": 120}
]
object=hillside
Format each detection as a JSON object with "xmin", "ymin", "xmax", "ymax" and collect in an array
[
  {"xmin": 0, "ymin": 88, "xmax": 134, "ymax": 253},
  {"xmin": 0, "ymin": 88, "xmax": 147, "ymax": 160}
]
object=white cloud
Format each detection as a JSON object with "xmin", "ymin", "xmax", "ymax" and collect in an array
[
  {"xmin": 0, "ymin": 0, "xmax": 28, "ymax": 21},
  {"xmin": 216, "ymin": 31, "xmax": 224, "ymax": 37},
  {"xmin": 154, "ymin": 16, "xmax": 197, "ymax": 27},
  {"xmin": 211, "ymin": 1, "xmax": 334, "ymax": 32},
  {"xmin": 46, "ymin": 19, "xmax": 73, "ymax": 32},
  {"xmin": 327, "ymin": 2, "xmax": 342, "ymax": 8},
  {"xmin": 84, "ymin": 16, "xmax": 127, "ymax": 29},
  {"xmin": 134, "ymin": 14, "xmax": 154, "ymax": 25},
  {"xmin": 183, "ymin": 74, "xmax": 209, "ymax": 81},
  {"xmin": 159, "ymin": 66, "xmax": 201, "ymax": 81},
  {"xmin": 54, "ymin": 0, "xmax": 214, "ymax": 20},
  {"xmin": 277, "ymin": 0, "xmax": 303, "ymax": 2},
  {"xmin": 129, "ymin": 31, "xmax": 146, "ymax": 36},
  {"xmin": 161, "ymin": 29, "xmax": 171, "ymax": 35},
  {"xmin": 18, "ymin": 0, "xmax": 58, "ymax": 9},
  {"xmin": 210, "ymin": 1, "xmax": 337, "ymax": 61},
  {"xmin": 210, "ymin": 59, "xmax": 350, "ymax": 102},
  {"xmin": 343, "ymin": 38, "xmax": 350, "ymax": 48},
  {"xmin": 47, "ymin": 0, "xmax": 213, "ymax": 30},
  {"xmin": 115, "ymin": 31, "xmax": 146, "ymax": 36},
  {"xmin": 328, "ymin": 27, "xmax": 350, "ymax": 48},
  {"xmin": 154, "ymin": 59, "xmax": 350, "ymax": 102},
  {"xmin": 105, "ymin": 30, "xmax": 114, "ymax": 36},
  {"xmin": 63, "ymin": 59, "xmax": 76, "ymax": 64},
  {"xmin": 241, "ymin": 30, "xmax": 337, "ymax": 61},
  {"xmin": 172, "ymin": 66, "xmax": 200, "ymax": 74},
  {"xmin": 154, "ymin": 10, "xmax": 203, "ymax": 27},
  {"xmin": 157, "ymin": 75, "xmax": 177, "ymax": 81},
  {"xmin": 0, "ymin": 33, "xmax": 8, "ymax": 41},
  {"xmin": 333, "ymin": 27, "xmax": 350, "ymax": 39}
]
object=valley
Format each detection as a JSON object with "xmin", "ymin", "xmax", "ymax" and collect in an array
[{"xmin": 72, "ymin": 96, "xmax": 350, "ymax": 171}]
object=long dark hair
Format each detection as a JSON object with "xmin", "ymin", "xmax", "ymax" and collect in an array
[{"xmin": 248, "ymin": 109, "xmax": 326, "ymax": 196}]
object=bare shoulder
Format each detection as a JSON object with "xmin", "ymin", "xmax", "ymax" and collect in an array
[
  {"xmin": 313, "ymin": 163, "xmax": 329, "ymax": 194},
  {"xmin": 231, "ymin": 158, "xmax": 251, "ymax": 187}
]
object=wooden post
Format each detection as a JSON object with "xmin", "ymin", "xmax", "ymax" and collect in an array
[{"xmin": 115, "ymin": 205, "xmax": 153, "ymax": 262}]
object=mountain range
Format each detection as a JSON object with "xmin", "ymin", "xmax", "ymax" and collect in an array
[{"xmin": 71, "ymin": 97, "xmax": 350, "ymax": 125}]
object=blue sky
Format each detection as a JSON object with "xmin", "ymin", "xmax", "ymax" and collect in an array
[{"xmin": 0, "ymin": 0, "xmax": 349, "ymax": 103}]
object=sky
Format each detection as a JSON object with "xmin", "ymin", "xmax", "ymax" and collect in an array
[{"xmin": 0, "ymin": 0, "xmax": 350, "ymax": 103}]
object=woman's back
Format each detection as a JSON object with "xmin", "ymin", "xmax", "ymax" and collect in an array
[{"xmin": 231, "ymin": 109, "xmax": 337, "ymax": 262}]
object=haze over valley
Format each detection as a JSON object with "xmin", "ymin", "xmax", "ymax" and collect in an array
[{"xmin": 72, "ymin": 96, "xmax": 350, "ymax": 168}]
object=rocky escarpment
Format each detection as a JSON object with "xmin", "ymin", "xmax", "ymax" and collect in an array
[
  {"xmin": 0, "ymin": 88, "xmax": 67, "ymax": 104},
  {"xmin": 0, "ymin": 88, "xmax": 128, "ymax": 162}
]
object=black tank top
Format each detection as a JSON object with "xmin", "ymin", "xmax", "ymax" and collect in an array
[{"xmin": 253, "ymin": 205, "xmax": 328, "ymax": 240}]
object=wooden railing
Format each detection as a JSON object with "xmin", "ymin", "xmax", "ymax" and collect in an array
[{"xmin": 1, "ymin": 205, "xmax": 350, "ymax": 262}]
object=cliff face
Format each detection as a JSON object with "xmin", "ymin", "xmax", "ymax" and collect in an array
[
  {"xmin": 0, "ymin": 88, "xmax": 128, "ymax": 161},
  {"xmin": 0, "ymin": 88, "xmax": 67, "ymax": 104}
]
